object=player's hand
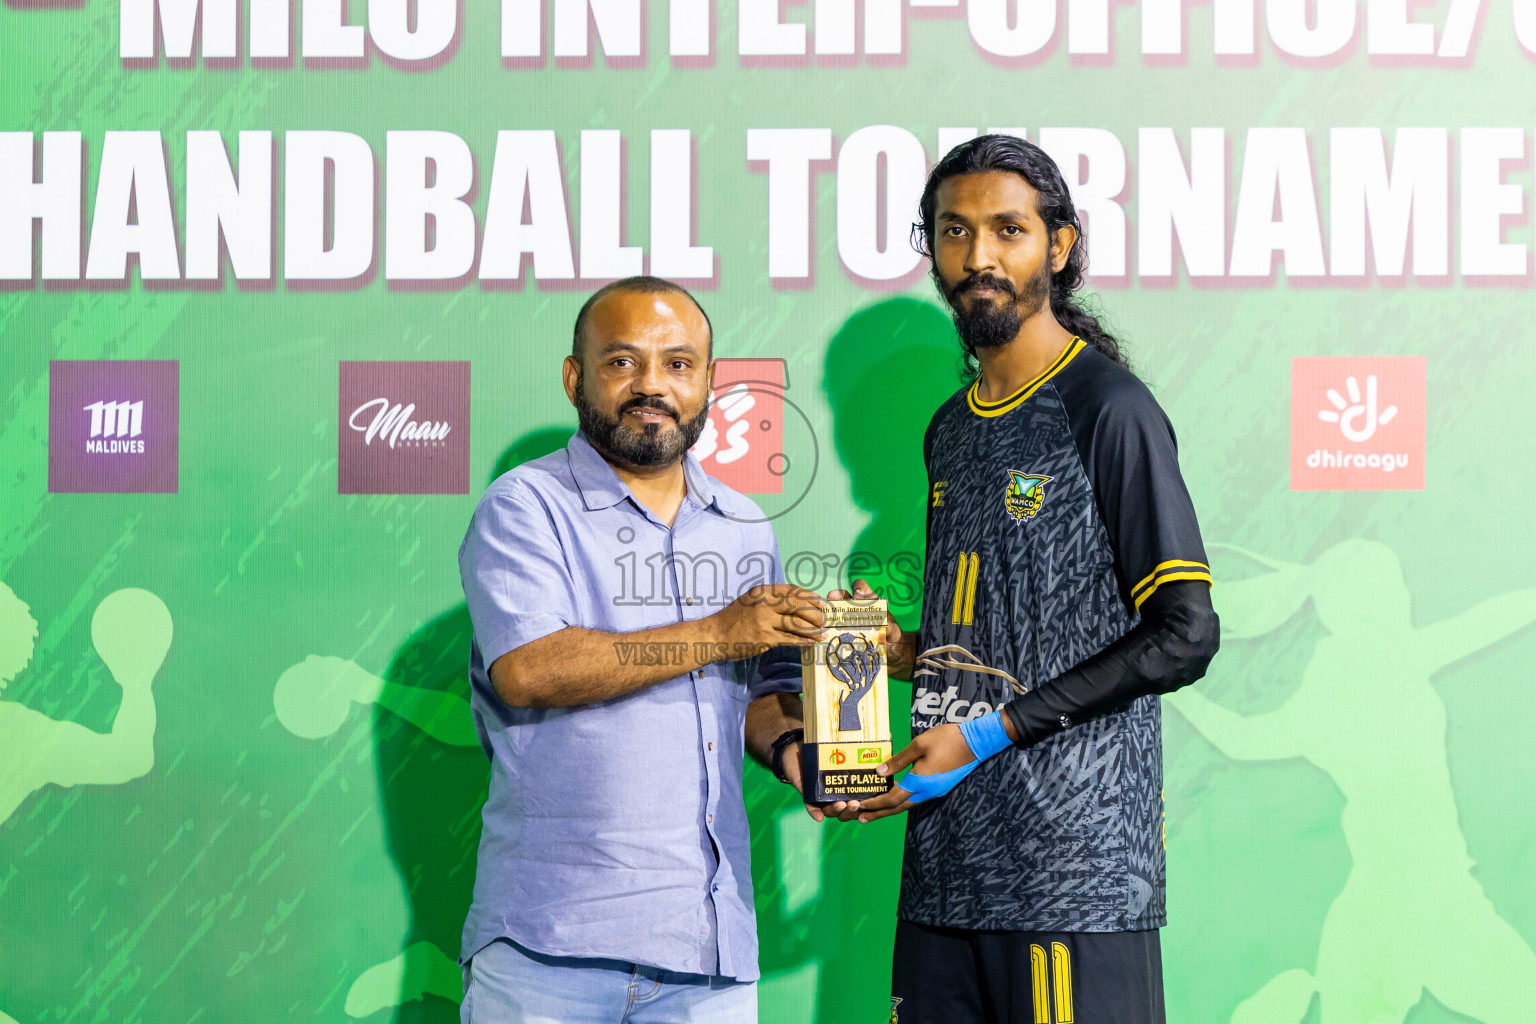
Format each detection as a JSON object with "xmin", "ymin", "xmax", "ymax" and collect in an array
[
  {"xmin": 713, "ymin": 584, "xmax": 825, "ymax": 648},
  {"xmin": 825, "ymin": 578, "xmax": 902, "ymax": 649},
  {"xmin": 833, "ymin": 722, "xmax": 978, "ymax": 823}
]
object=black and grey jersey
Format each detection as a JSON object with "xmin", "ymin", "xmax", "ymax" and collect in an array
[{"xmin": 900, "ymin": 337, "xmax": 1211, "ymax": 933}]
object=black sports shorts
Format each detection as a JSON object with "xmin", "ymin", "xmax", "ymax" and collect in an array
[{"xmin": 890, "ymin": 919, "xmax": 1165, "ymax": 1024}]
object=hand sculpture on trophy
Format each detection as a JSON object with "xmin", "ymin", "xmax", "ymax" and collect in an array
[{"xmin": 828, "ymin": 632, "xmax": 879, "ymax": 732}]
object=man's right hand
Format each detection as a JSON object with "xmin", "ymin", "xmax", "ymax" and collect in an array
[{"xmin": 711, "ymin": 584, "xmax": 826, "ymax": 649}]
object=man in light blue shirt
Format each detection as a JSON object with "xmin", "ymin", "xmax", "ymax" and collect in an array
[{"xmin": 458, "ymin": 276, "xmax": 823, "ymax": 1023}]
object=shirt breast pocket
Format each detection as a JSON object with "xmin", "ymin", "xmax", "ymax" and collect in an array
[{"xmin": 706, "ymin": 662, "xmax": 753, "ymax": 703}]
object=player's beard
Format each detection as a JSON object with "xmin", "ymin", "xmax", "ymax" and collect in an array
[
  {"xmin": 943, "ymin": 263, "xmax": 1052, "ymax": 352},
  {"xmin": 575, "ymin": 371, "xmax": 710, "ymax": 468}
]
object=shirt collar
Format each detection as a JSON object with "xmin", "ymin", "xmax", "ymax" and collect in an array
[
  {"xmin": 567, "ymin": 430, "xmax": 736, "ymax": 517},
  {"xmin": 683, "ymin": 451, "xmax": 736, "ymax": 515}
]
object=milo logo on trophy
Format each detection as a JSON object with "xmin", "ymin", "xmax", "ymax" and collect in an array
[{"xmin": 800, "ymin": 599, "xmax": 894, "ymax": 802}]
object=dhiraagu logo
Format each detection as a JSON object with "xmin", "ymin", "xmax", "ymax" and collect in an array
[
  {"xmin": 1291, "ymin": 357, "xmax": 1425, "ymax": 491},
  {"xmin": 1317, "ymin": 374, "xmax": 1396, "ymax": 442}
]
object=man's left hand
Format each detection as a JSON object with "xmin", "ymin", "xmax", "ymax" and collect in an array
[
  {"xmin": 780, "ymin": 739, "xmax": 837, "ymax": 822},
  {"xmin": 826, "ymin": 578, "xmax": 901, "ymax": 649},
  {"xmin": 832, "ymin": 722, "xmax": 977, "ymax": 823}
]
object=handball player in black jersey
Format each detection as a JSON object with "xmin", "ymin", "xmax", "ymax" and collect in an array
[{"xmin": 826, "ymin": 135, "xmax": 1221, "ymax": 1023}]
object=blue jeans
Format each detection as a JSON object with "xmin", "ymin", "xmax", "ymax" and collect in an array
[{"xmin": 461, "ymin": 938, "xmax": 757, "ymax": 1024}]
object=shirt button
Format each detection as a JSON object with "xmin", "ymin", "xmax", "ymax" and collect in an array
[
  {"xmin": 685, "ymin": 597, "xmax": 694, "ymax": 605},
  {"xmin": 707, "ymin": 814, "xmax": 714, "ymax": 824},
  {"xmin": 708, "ymin": 741, "xmax": 714, "ymax": 751}
]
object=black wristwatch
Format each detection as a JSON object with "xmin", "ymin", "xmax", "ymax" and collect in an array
[{"xmin": 769, "ymin": 728, "xmax": 804, "ymax": 785}]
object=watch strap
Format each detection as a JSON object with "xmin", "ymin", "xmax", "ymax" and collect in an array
[{"xmin": 769, "ymin": 728, "xmax": 804, "ymax": 785}]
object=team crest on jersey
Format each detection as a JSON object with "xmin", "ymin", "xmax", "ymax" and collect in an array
[
  {"xmin": 1005, "ymin": 470, "xmax": 1051, "ymax": 520},
  {"xmin": 889, "ymin": 996, "xmax": 903, "ymax": 1022}
]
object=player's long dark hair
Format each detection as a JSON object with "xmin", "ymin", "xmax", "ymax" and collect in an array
[{"xmin": 912, "ymin": 134, "xmax": 1127, "ymax": 374}]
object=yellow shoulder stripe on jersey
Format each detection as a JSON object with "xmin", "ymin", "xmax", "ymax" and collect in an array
[
  {"xmin": 1134, "ymin": 571, "xmax": 1214, "ymax": 609},
  {"xmin": 967, "ymin": 337, "xmax": 1086, "ymax": 418},
  {"xmin": 1131, "ymin": 559, "xmax": 1213, "ymax": 610},
  {"xmin": 1131, "ymin": 559, "xmax": 1211, "ymax": 600}
]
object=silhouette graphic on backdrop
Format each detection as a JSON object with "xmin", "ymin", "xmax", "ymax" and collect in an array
[
  {"xmin": 741, "ymin": 298, "xmax": 964, "ymax": 1023},
  {"xmin": 274, "ymin": 655, "xmax": 475, "ymax": 748},
  {"xmin": 272, "ymin": 654, "xmax": 473, "ymax": 1016},
  {"xmin": 822, "ymin": 298, "xmax": 965, "ymax": 626},
  {"xmin": 1170, "ymin": 540, "xmax": 1536, "ymax": 1024},
  {"xmin": 272, "ymin": 430, "xmax": 571, "ymax": 1022},
  {"xmin": 1, "ymin": 581, "xmax": 172, "ymax": 824}
]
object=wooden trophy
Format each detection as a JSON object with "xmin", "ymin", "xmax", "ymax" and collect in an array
[{"xmin": 800, "ymin": 598, "xmax": 894, "ymax": 802}]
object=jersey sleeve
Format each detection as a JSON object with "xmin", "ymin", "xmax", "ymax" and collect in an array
[
  {"xmin": 1079, "ymin": 378, "xmax": 1211, "ymax": 612},
  {"xmin": 1002, "ymin": 579, "xmax": 1220, "ymax": 748}
]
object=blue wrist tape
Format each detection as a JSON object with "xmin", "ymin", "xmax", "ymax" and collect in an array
[
  {"xmin": 899, "ymin": 760, "xmax": 980, "ymax": 804},
  {"xmin": 958, "ymin": 710, "xmax": 1012, "ymax": 761},
  {"xmin": 897, "ymin": 713, "xmax": 1013, "ymax": 805}
]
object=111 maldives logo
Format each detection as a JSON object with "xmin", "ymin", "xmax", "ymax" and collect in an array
[
  {"xmin": 49, "ymin": 361, "xmax": 179, "ymax": 493},
  {"xmin": 338, "ymin": 361, "xmax": 470, "ymax": 494},
  {"xmin": 1291, "ymin": 356, "xmax": 1425, "ymax": 491}
]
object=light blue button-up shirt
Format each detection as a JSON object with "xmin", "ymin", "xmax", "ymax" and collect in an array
[{"xmin": 457, "ymin": 431, "xmax": 800, "ymax": 981}]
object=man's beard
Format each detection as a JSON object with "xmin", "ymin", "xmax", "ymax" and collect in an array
[
  {"xmin": 575, "ymin": 372, "xmax": 710, "ymax": 469},
  {"xmin": 942, "ymin": 264, "xmax": 1052, "ymax": 353}
]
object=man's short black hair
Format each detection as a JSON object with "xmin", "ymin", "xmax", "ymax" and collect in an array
[{"xmin": 571, "ymin": 276, "xmax": 714, "ymax": 362}]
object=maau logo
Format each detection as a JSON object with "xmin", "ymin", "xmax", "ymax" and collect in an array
[
  {"xmin": 1291, "ymin": 357, "xmax": 1425, "ymax": 491},
  {"xmin": 338, "ymin": 362, "xmax": 469, "ymax": 494},
  {"xmin": 347, "ymin": 399, "xmax": 452, "ymax": 449},
  {"xmin": 49, "ymin": 361, "xmax": 178, "ymax": 493}
]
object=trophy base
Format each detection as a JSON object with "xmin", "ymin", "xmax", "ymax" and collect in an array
[{"xmin": 800, "ymin": 741, "xmax": 893, "ymax": 803}]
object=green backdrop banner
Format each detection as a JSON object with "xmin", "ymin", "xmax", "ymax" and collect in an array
[{"xmin": 4, "ymin": 2, "xmax": 1536, "ymax": 1022}]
